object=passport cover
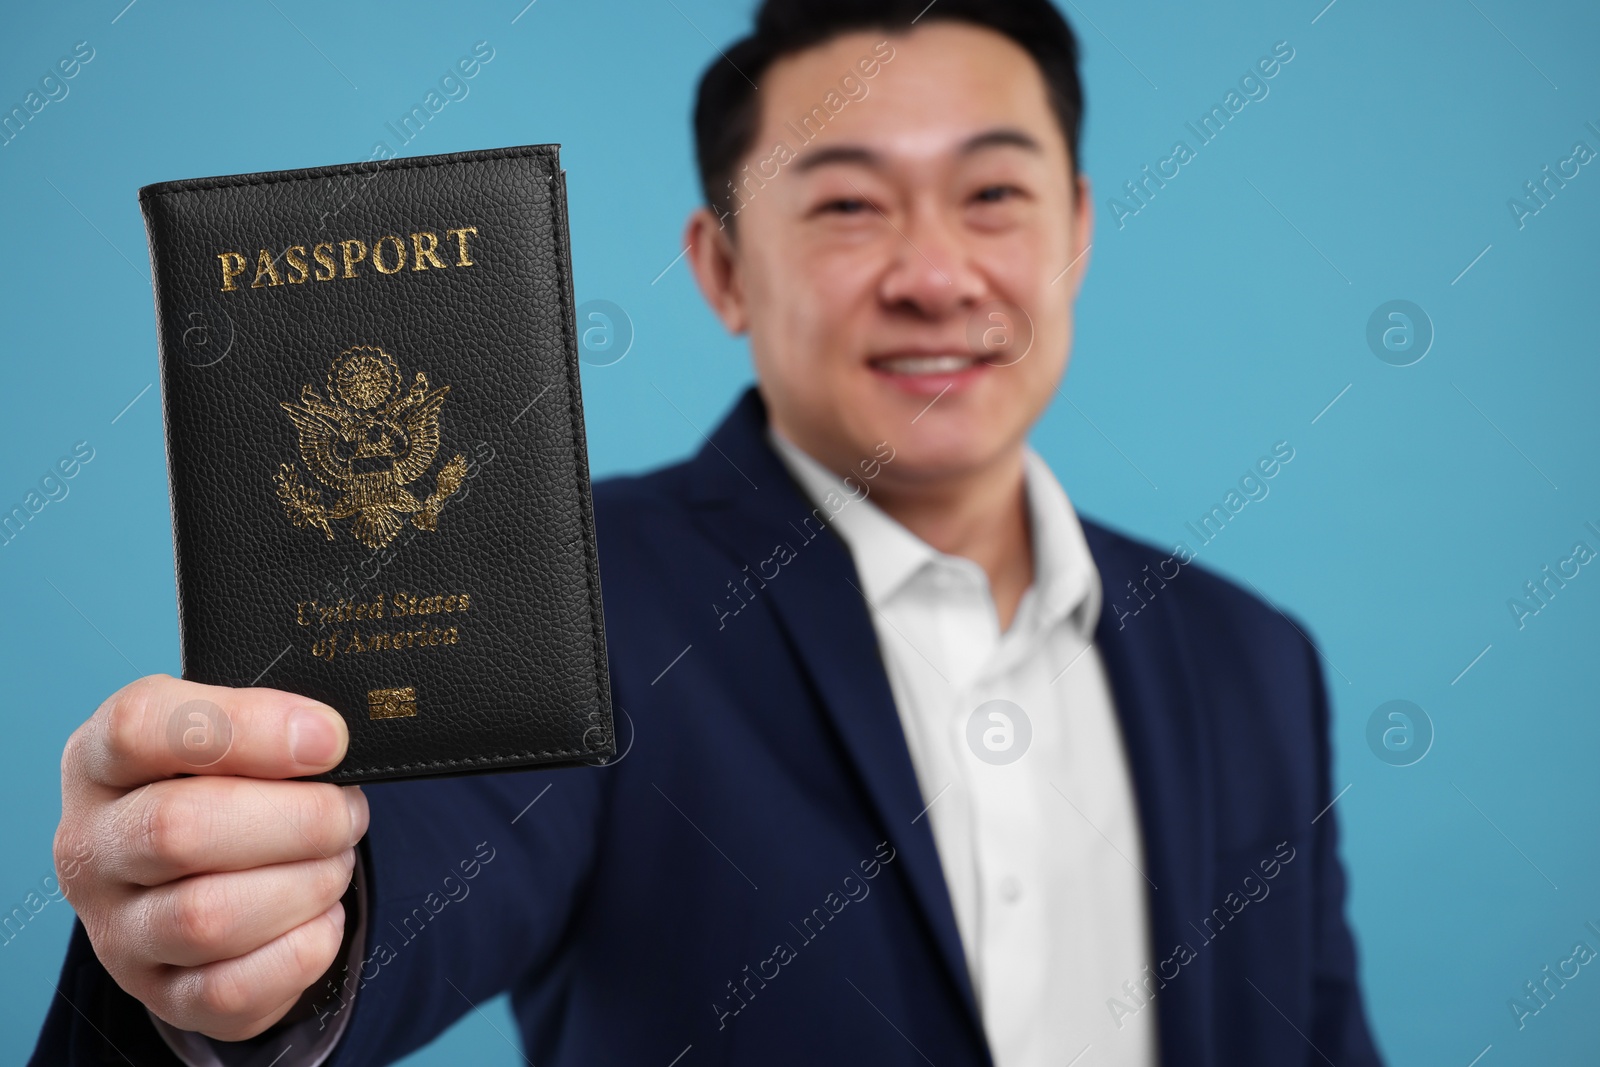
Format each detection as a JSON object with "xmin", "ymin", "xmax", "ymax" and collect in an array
[{"xmin": 139, "ymin": 144, "xmax": 614, "ymax": 783}]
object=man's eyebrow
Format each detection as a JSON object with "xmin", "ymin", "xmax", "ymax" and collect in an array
[
  {"xmin": 789, "ymin": 128, "xmax": 1042, "ymax": 175},
  {"xmin": 792, "ymin": 145, "xmax": 882, "ymax": 174},
  {"xmin": 959, "ymin": 127, "xmax": 1042, "ymax": 156}
]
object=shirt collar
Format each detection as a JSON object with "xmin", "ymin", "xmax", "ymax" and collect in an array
[
  {"xmin": 766, "ymin": 427, "xmax": 1102, "ymax": 640},
  {"xmin": 1021, "ymin": 448, "xmax": 1103, "ymax": 639}
]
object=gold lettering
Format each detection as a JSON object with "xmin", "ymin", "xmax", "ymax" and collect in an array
[
  {"xmin": 299, "ymin": 598, "xmax": 469, "ymax": 659},
  {"xmin": 249, "ymin": 248, "xmax": 283, "ymax": 288},
  {"xmin": 218, "ymin": 252, "xmax": 248, "ymax": 292},
  {"xmin": 445, "ymin": 226, "xmax": 479, "ymax": 266},
  {"xmin": 312, "ymin": 243, "xmax": 337, "ymax": 281},
  {"xmin": 217, "ymin": 227, "xmax": 479, "ymax": 289},
  {"xmin": 410, "ymin": 231, "xmax": 447, "ymax": 270},
  {"xmin": 284, "ymin": 245, "xmax": 309, "ymax": 284},
  {"xmin": 372, "ymin": 235, "xmax": 406, "ymax": 274},
  {"xmin": 340, "ymin": 238, "xmax": 368, "ymax": 278}
]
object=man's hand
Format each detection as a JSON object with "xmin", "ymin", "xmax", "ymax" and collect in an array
[{"xmin": 54, "ymin": 674, "xmax": 369, "ymax": 1042}]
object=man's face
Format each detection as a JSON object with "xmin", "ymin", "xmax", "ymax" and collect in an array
[{"xmin": 688, "ymin": 21, "xmax": 1092, "ymax": 485}]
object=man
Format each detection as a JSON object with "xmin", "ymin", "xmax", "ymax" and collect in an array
[{"xmin": 34, "ymin": 0, "xmax": 1383, "ymax": 1064}]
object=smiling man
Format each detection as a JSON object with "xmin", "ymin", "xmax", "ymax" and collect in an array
[{"xmin": 35, "ymin": 1, "xmax": 1382, "ymax": 1065}]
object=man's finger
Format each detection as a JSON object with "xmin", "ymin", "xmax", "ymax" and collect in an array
[
  {"xmin": 78, "ymin": 675, "xmax": 348, "ymax": 788},
  {"xmin": 107, "ymin": 778, "xmax": 367, "ymax": 886},
  {"xmin": 141, "ymin": 850, "xmax": 356, "ymax": 967},
  {"xmin": 153, "ymin": 900, "xmax": 348, "ymax": 1042}
]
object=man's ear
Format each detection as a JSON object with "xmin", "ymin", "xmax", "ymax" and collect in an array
[{"xmin": 684, "ymin": 207, "xmax": 748, "ymax": 335}]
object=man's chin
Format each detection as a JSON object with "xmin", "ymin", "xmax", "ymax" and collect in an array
[
  {"xmin": 769, "ymin": 391, "xmax": 1026, "ymax": 487},
  {"xmin": 858, "ymin": 431, "xmax": 1025, "ymax": 490}
]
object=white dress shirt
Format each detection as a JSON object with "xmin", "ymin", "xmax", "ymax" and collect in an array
[
  {"xmin": 770, "ymin": 430, "xmax": 1158, "ymax": 1067},
  {"xmin": 163, "ymin": 434, "xmax": 1158, "ymax": 1067}
]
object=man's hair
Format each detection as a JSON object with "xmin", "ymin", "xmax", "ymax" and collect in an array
[{"xmin": 693, "ymin": 0, "xmax": 1084, "ymax": 224}]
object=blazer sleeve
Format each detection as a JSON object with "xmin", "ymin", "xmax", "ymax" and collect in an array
[
  {"xmin": 1301, "ymin": 633, "xmax": 1387, "ymax": 1066},
  {"xmin": 30, "ymin": 762, "xmax": 610, "ymax": 1067}
]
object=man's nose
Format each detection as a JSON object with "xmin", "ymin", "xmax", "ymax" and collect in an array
[{"xmin": 876, "ymin": 201, "xmax": 987, "ymax": 320}]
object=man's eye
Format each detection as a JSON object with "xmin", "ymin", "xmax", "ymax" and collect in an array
[
  {"xmin": 973, "ymin": 185, "xmax": 1022, "ymax": 204},
  {"xmin": 818, "ymin": 198, "xmax": 870, "ymax": 215}
]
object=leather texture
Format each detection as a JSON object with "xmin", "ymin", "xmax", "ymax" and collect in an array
[{"xmin": 138, "ymin": 144, "xmax": 614, "ymax": 783}]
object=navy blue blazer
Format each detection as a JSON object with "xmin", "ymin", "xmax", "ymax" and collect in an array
[{"xmin": 35, "ymin": 388, "xmax": 1382, "ymax": 1065}]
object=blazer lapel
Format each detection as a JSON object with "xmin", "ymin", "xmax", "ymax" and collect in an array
[
  {"xmin": 1084, "ymin": 522, "xmax": 1219, "ymax": 1067},
  {"xmin": 682, "ymin": 389, "xmax": 987, "ymax": 1047}
]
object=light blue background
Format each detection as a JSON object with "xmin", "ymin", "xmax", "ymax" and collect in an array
[{"xmin": 2, "ymin": 1, "xmax": 1597, "ymax": 1064}]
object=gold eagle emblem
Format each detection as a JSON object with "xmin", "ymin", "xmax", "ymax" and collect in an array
[{"xmin": 275, "ymin": 346, "xmax": 467, "ymax": 550}]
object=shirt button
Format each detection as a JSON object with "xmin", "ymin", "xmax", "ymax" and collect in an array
[{"xmin": 998, "ymin": 875, "xmax": 1022, "ymax": 903}]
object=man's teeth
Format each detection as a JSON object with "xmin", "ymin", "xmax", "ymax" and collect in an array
[{"xmin": 875, "ymin": 354, "xmax": 979, "ymax": 375}]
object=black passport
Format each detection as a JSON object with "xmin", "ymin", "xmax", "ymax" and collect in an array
[{"xmin": 139, "ymin": 144, "xmax": 614, "ymax": 783}]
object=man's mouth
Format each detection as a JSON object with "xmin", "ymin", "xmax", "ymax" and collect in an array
[{"xmin": 868, "ymin": 353, "xmax": 985, "ymax": 376}]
